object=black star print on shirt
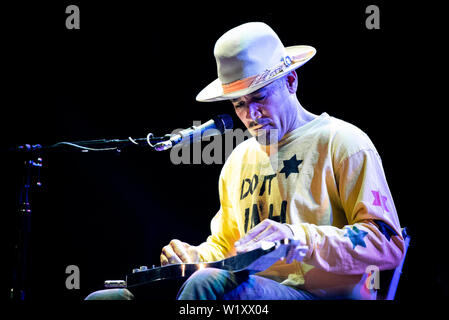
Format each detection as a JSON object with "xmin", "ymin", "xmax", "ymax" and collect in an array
[{"xmin": 279, "ymin": 154, "xmax": 303, "ymax": 178}]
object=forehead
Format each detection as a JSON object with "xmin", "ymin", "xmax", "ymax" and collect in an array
[{"xmin": 230, "ymin": 85, "xmax": 269, "ymax": 103}]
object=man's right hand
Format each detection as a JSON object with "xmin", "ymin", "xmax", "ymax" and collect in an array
[{"xmin": 160, "ymin": 239, "xmax": 201, "ymax": 266}]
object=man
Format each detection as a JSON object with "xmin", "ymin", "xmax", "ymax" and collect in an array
[
  {"xmin": 85, "ymin": 22, "xmax": 404, "ymax": 300},
  {"xmin": 160, "ymin": 22, "xmax": 404, "ymax": 300}
]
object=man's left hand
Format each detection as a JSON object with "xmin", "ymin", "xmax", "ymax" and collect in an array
[
  {"xmin": 235, "ymin": 219, "xmax": 294, "ymax": 254},
  {"xmin": 235, "ymin": 219, "xmax": 307, "ymax": 263}
]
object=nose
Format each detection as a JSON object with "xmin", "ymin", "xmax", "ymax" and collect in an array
[{"xmin": 247, "ymin": 103, "xmax": 262, "ymax": 122}]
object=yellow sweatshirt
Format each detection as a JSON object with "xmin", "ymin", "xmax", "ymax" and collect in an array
[{"xmin": 197, "ymin": 113, "xmax": 405, "ymax": 299}]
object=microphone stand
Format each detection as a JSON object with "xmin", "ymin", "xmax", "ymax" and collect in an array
[{"xmin": 7, "ymin": 133, "xmax": 170, "ymax": 301}]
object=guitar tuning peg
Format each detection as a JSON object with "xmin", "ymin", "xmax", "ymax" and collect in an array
[{"xmin": 104, "ymin": 280, "xmax": 126, "ymax": 288}]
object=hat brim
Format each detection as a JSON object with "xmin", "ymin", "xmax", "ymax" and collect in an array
[{"xmin": 196, "ymin": 45, "xmax": 316, "ymax": 102}]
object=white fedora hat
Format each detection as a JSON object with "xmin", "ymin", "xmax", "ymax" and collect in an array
[{"xmin": 196, "ymin": 22, "xmax": 316, "ymax": 102}]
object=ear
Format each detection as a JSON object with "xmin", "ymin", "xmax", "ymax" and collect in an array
[{"xmin": 286, "ymin": 70, "xmax": 298, "ymax": 94}]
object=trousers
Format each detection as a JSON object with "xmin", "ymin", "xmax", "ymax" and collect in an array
[
  {"xmin": 85, "ymin": 268, "xmax": 317, "ymax": 300},
  {"xmin": 177, "ymin": 268, "xmax": 317, "ymax": 300}
]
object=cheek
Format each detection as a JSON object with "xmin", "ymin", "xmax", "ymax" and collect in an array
[
  {"xmin": 260, "ymin": 103, "xmax": 277, "ymax": 121},
  {"xmin": 234, "ymin": 109, "xmax": 249, "ymax": 125},
  {"xmin": 234, "ymin": 108, "xmax": 243, "ymax": 119},
  {"xmin": 264, "ymin": 94, "xmax": 286, "ymax": 119}
]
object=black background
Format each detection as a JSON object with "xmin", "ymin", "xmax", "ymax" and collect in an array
[{"xmin": 1, "ymin": 0, "xmax": 445, "ymax": 310}]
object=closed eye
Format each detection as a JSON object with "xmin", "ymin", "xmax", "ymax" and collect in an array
[
  {"xmin": 252, "ymin": 95, "xmax": 265, "ymax": 102},
  {"xmin": 233, "ymin": 100, "xmax": 246, "ymax": 109}
]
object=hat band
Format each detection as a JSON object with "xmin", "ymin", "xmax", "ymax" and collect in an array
[{"xmin": 221, "ymin": 51, "xmax": 313, "ymax": 95}]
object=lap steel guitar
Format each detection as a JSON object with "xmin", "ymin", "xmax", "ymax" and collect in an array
[{"xmin": 103, "ymin": 239, "xmax": 304, "ymax": 289}]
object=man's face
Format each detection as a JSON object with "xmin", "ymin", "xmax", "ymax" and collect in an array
[{"xmin": 231, "ymin": 77, "xmax": 292, "ymax": 145}]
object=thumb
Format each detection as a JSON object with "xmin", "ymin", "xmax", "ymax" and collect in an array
[{"xmin": 187, "ymin": 246, "xmax": 200, "ymax": 263}]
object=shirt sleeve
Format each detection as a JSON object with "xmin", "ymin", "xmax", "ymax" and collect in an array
[
  {"xmin": 288, "ymin": 149, "xmax": 406, "ymax": 275},
  {"xmin": 196, "ymin": 166, "xmax": 241, "ymax": 262}
]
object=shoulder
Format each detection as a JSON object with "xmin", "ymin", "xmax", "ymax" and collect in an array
[{"xmin": 327, "ymin": 116, "xmax": 378, "ymax": 160}]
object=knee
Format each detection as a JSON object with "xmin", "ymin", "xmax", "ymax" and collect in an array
[
  {"xmin": 178, "ymin": 268, "xmax": 239, "ymax": 300},
  {"xmin": 85, "ymin": 288, "xmax": 134, "ymax": 300},
  {"xmin": 186, "ymin": 268, "xmax": 230, "ymax": 287}
]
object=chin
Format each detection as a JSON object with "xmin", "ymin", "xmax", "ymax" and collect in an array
[{"xmin": 255, "ymin": 131, "xmax": 279, "ymax": 145}]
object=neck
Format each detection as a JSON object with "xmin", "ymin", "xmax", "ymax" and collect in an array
[{"xmin": 287, "ymin": 100, "xmax": 317, "ymax": 133}]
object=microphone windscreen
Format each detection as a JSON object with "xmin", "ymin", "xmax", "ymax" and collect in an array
[{"xmin": 214, "ymin": 114, "xmax": 233, "ymax": 133}]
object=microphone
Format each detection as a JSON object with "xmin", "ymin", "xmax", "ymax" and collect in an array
[{"xmin": 153, "ymin": 114, "xmax": 233, "ymax": 151}]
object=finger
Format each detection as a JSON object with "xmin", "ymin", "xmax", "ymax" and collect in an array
[
  {"xmin": 187, "ymin": 246, "xmax": 200, "ymax": 263},
  {"xmin": 160, "ymin": 253, "xmax": 169, "ymax": 266},
  {"xmin": 237, "ymin": 221, "xmax": 270, "ymax": 245},
  {"xmin": 236, "ymin": 220, "xmax": 273, "ymax": 247},
  {"xmin": 170, "ymin": 239, "xmax": 192, "ymax": 263},
  {"xmin": 286, "ymin": 245, "xmax": 299, "ymax": 264},
  {"xmin": 236, "ymin": 228, "xmax": 277, "ymax": 254},
  {"xmin": 255, "ymin": 230, "xmax": 285, "ymax": 243},
  {"xmin": 288, "ymin": 251, "xmax": 306, "ymax": 264},
  {"xmin": 162, "ymin": 245, "xmax": 183, "ymax": 265},
  {"xmin": 182, "ymin": 242, "xmax": 191, "ymax": 250},
  {"xmin": 236, "ymin": 235, "xmax": 264, "ymax": 254},
  {"xmin": 286, "ymin": 247, "xmax": 295, "ymax": 264},
  {"xmin": 236, "ymin": 233, "xmax": 276, "ymax": 254},
  {"xmin": 236, "ymin": 241, "xmax": 262, "ymax": 254},
  {"xmin": 286, "ymin": 245, "xmax": 308, "ymax": 264}
]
